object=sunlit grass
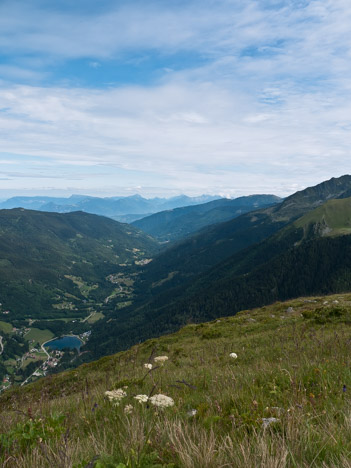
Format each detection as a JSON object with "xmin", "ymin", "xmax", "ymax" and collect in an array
[
  {"xmin": 0, "ymin": 321, "xmax": 12, "ymax": 333},
  {"xmin": 24, "ymin": 328, "xmax": 54, "ymax": 345}
]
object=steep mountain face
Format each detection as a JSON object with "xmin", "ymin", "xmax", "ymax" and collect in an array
[
  {"xmin": 132, "ymin": 194, "xmax": 281, "ymax": 242},
  {"xmin": 274, "ymin": 174, "xmax": 351, "ymax": 220},
  {"xmin": 0, "ymin": 209, "xmax": 158, "ymax": 320},
  {"xmin": 0, "ymin": 194, "xmax": 220, "ymax": 218}
]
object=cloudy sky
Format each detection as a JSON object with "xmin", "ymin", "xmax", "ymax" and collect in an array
[{"xmin": 0, "ymin": 0, "xmax": 350, "ymax": 198}]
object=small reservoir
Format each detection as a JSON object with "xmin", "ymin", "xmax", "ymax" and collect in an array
[{"xmin": 44, "ymin": 335, "xmax": 82, "ymax": 351}]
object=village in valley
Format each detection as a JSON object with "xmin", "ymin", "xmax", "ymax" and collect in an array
[
  {"xmin": 0, "ymin": 268, "xmax": 138, "ymax": 392},
  {"xmin": 0, "ymin": 314, "xmax": 92, "ymax": 392}
]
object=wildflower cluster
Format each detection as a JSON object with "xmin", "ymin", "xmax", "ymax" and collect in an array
[
  {"xmin": 133, "ymin": 393, "xmax": 174, "ymax": 408},
  {"xmin": 154, "ymin": 355, "xmax": 168, "ymax": 365},
  {"xmin": 124, "ymin": 404, "xmax": 133, "ymax": 415},
  {"xmin": 105, "ymin": 388, "xmax": 127, "ymax": 406},
  {"xmin": 134, "ymin": 394, "xmax": 149, "ymax": 404},
  {"xmin": 144, "ymin": 363, "xmax": 153, "ymax": 370},
  {"xmin": 149, "ymin": 394, "xmax": 174, "ymax": 408},
  {"xmin": 262, "ymin": 417, "xmax": 279, "ymax": 428},
  {"xmin": 229, "ymin": 353, "xmax": 238, "ymax": 359}
]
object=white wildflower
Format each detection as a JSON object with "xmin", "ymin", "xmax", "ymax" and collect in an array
[
  {"xmin": 105, "ymin": 388, "xmax": 127, "ymax": 406},
  {"xmin": 124, "ymin": 404, "xmax": 133, "ymax": 415},
  {"xmin": 229, "ymin": 353, "xmax": 238, "ymax": 359},
  {"xmin": 187, "ymin": 409, "xmax": 197, "ymax": 417},
  {"xmin": 134, "ymin": 394, "xmax": 149, "ymax": 404},
  {"xmin": 149, "ymin": 394, "xmax": 174, "ymax": 408},
  {"xmin": 144, "ymin": 363, "xmax": 153, "ymax": 370},
  {"xmin": 262, "ymin": 417, "xmax": 279, "ymax": 429},
  {"xmin": 154, "ymin": 355, "xmax": 168, "ymax": 365}
]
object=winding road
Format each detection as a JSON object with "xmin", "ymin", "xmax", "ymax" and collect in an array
[{"xmin": 21, "ymin": 341, "xmax": 51, "ymax": 386}]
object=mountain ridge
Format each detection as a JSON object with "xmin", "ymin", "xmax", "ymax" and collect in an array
[
  {"xmin": 132, "ymin": 194, "xmax": 281, "ymax": 242},
  {"xmin": 135, "ymin": 175, "xmax": 351, "ymax": 295}
]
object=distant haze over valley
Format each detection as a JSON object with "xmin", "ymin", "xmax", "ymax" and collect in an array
[{"xmin": 0, "ymin": 194, "xmax": 221, "ymax": 222}]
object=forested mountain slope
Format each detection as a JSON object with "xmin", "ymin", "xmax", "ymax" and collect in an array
[
  {"xmin": 0, "ymin": 209, "xmax": 158, "ymax": 319},
  {"xmin": 84, "ymin": 232, "xmax": 351, "ymax": 359},
  {"xmin": 133, "ymin": 194, "xmax": 281, "ymax": 242},
  {"xmin": 80, "ymin": 179, "xmax": 351, "ymax": 360},
  {"xmin": 135, "ymin": 175, "xmax": 351, "ymax": 295}
]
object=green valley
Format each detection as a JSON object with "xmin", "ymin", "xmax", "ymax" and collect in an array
[{"xmin": 0, "ymin": 209, "xmax": 159, "ymax": 388}]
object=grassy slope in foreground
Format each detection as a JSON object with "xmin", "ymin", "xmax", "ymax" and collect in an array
[{"xmin": 2, "ymin": 294, "xmax": 351, "ymax": 467}]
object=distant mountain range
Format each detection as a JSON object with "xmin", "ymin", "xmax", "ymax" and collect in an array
[
  {"xmin": 0, "ymin": 194, "xmax": 221, "ymax": 219},
  {"xmin": 132, "ymin": 194, "xmax": 282, "ymax": 242}
]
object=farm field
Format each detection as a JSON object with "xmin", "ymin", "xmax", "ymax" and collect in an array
[
  {"xmin": 0, "ymin": 321, "xmax": 12, "ymax": 333},
  {"xmin": 24, "ymin": 328, "xmax": 54, "ymax": 345}
]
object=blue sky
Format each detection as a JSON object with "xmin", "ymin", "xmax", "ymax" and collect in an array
[{"xmin": 0, "ymin": 0, "xmax": 350, "ymax": 198}]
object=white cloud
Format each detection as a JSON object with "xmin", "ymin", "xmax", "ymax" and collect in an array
[
  {"xmin": 0, "ymin": 0, "xmax": 351, "ymax": 195},
  {"xmin": 0, "ymin": 72, "xmax": 350, "ymax": 196}
]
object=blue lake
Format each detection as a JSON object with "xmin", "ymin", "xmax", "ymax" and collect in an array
[{"xmin": 44, "ymin": 336, "xmax": 82, "ymax": 351}]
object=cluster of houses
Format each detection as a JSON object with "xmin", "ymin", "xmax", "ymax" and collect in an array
[
  {"xmin": 13, "ymin": 326, "xmax": 30, "ymax": 337},
  {"xmin": 31, "ymin": 350, "xmax": 64, "ymax": 378},
  {"xmin": 1, "ymin": 327, "xmax": 93, "ymax": 390},
  {"xmin": 0, "ymin": 374, "xmax": 10, "ymax": 392}
]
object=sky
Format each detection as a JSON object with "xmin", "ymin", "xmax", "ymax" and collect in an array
[{"xmin": 0, "ymin": 0, "xmax": 351, "ymax": 198}]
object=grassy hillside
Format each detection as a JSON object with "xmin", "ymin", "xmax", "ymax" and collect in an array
[
  {"xmin": 133, "ymin": 195, "xmax": 281, "ymax": 243},
  {"xmin": 295, "ymin": 197, "xmax": 351, "ymax": 237},
  {"xmin": 1, "ymin": 294, "xmax": 351, "ymax": 467}
]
